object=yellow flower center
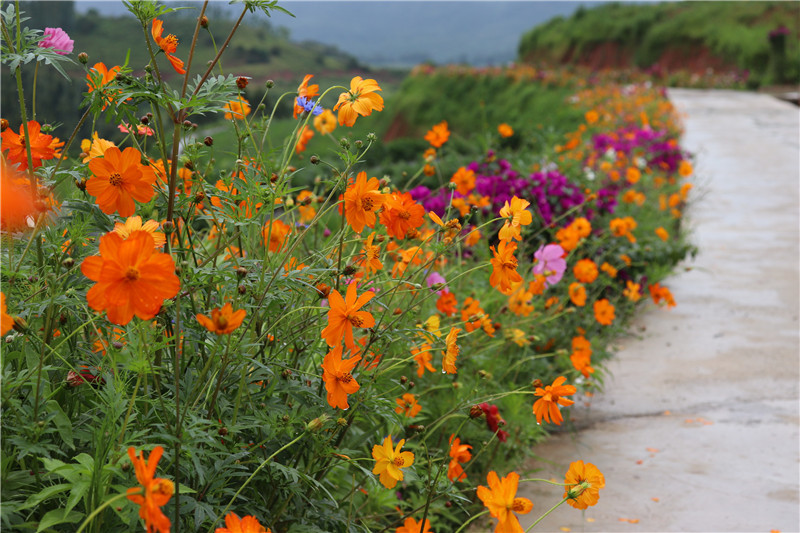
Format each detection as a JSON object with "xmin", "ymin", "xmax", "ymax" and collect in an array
[
  {"xmin": 216, "ymin": 315, "xmax": 228, "ymax": 329},
  {"xmin": 393, "ymin": 456, "xmax": 405, "ymax": 467},
  {"xmin": 109, "ymin": 172, "xmax": 123, "ymax": 187},
  {"xmin": 511, "ymin": 498, "xmax": 529, "ymax": 512},
  {"xmin": 125, "ymin": 266, "xmax": 140, "ymax": 281},
  {"xmin": 348, "ymin": 315, "xmax": 364, "ymax": 327},
  {"xmin": 337, "ymin": 372, "xmax": 353, "ymax": 384},
  {"xmin": 162, "ymin": 34, "xmax": 179, "ymax": 51},
  {"xmin": 152, "ymin": 479, "xmax": 175, "ymax": 498},
  {"xmin": 361, "ymin": 196, "xmax": 374, "ymax": 212},
  {"xmin": 398, "ymin": 210, "xmax": 411, "ymax": 220}
]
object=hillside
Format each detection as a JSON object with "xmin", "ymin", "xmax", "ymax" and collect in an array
[{"xmin": 518, "ymin": 1, "xmax": 800, "ymax": 86}]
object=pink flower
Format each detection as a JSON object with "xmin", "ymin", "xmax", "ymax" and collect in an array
[
  {"xmin": 532, "ymin": 243, "xmax": 567, "ymax": 287},
  {"xmin": 426, "ymin": 271, "xmax": 448, "ymax": 294},
  {"xmin": 118, "ymin": 123, "xmax": 155, "ymax": 136},
  {"xmin": 38, "ymin": 27, "xmax": 73, "ymax": 55},
  {"xmin": 479, "ymin": 402, "xmax": 509, "ymax": 443}
]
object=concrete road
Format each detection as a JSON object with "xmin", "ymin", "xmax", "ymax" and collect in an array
[{"xmin": 499, "ymin": 90, "xmax": 799, "ymax": 533}]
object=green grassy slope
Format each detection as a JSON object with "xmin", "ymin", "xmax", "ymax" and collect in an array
[{"xmin": 517, "ymin": 1, "xmax": 799, "ymax": 86}]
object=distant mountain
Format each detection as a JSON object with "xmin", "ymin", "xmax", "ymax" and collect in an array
[{"xmin": 73, "ymin": 1, "xmax": 587, "ymax": 67}]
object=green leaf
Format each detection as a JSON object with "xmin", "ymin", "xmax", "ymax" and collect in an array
[
  {"xmin": 36, "ymin": 508, "xmax": 83, "ymax": 532},
  {"xmin": 20, "ymin": 483, "xmax": 72, "ymax": 511},
  {"xmin": 45, "ymin": 400, "xmax": 74, "ymax": 449}
]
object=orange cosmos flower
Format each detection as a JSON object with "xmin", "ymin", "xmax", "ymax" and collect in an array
[
  {"xmin": 0, "ymin": 161, "xmax": 37, "ymax": 232},
  {"xmin": 564, "ymin": 460, "xmax": 605, "ymax": 510},
  {"xmin": 371, "ymin": 435, "xmax": 414, "ymax": 489},
  {"xmin": 442, "ymin": 326, "xmax": 460, "ymax": 374},
  {"xmin": 1, "ymin": 120, "xmax": 58, "ymax": 170},
  {"xmin": 294, "ymin": 74, "xmax": 320, "ymax": 119},
  {"xmin": 655, "ymin": 226, "xmax": 669, "ymax": 241},
  {"xmin": 86, "ymin": 62, "xmax": 123, "ymax": 109},
  {"xmin": 224, "ymin": 96, "xmax": 251, "ymax": 120},
  {"xmin": 81, "ymin": 132, "xmax": 116, "ymax": 163},
  {"xmin": 412, "ymin": 344, "xmax": 436, "ymax": 377},
  {"xmin": 593, "ymin": 299, "xmax": 615, "ymax": 326},
  {"xmin": 490, "ymin": 240, "xmax": 523, "ymax": 295},
  {"xmin": 343, "ymin": 171, "xmax": 385, "ymax": 234},
  {"xmin": 196, "ymin": 302, "xmax": 246, "ymax": 335},
  {"xmin": 623, "ymin": 280, "xmax": 642, "ymax": 302},
  {"xmin": 313, "ymin": 108, "xmax": 337, "ymax": 134},
  {"xmin": 449, "ymin": 166, "xmax": 476, "ymax": 196},
  {"xmin": 498, "ymin": 196, "xmax": 533, "ymax": 242},
  {"xmin": 461, "ymin": 297, "xmax": 486, "ymax": 333},
  {"xmin": 334, "ymin": 76, "xmax": 383, "ymax": 127},
  {"xmin": 649, "ymin": 283, "xmax": 676, "ymax": 308},
  {"xmin": 321, "ymin": 344, "xmax": 361, "ymax": 409},
  {"xmin": 678, "ymin": 159, "xmax": 693, "ymax": 177},
  {"xmin": 321, "ymin": 281, "xmax": 375, "ymax": 350},
  {"xmin": 435, "ymin": 290, "xmax": 457, "ymax": 316},
  {"xmin": 568, "ymin": 282, "xmax": 587, "ymax": 307},
  {"xmin": 556, "ymin": 224, "xmax": 581, "ymax": 252},
  {"xmin": 573, "ymin": 258, "xmax": 598, "ymax": 284},
  {"xmin": 263, "ymin": 219, "xmax": 291, "ymax": 252},
  {"xmin": 476, "ymin": 471, "xmax": 533, "ymax": 533},
  {"xmin": 295, "ymin": 125, "xmax": 314, "ymax": 154},
  {"xmin": 113, "ymin": 216, "xmax": 165, "ymax": 247},
  {"xmin": 81, "ymin": 231, "xmax": 179, "ymax": 326},
  {"xmin": 424, "ymin": 120, "xmax": 450, "ymax": 148},
  {"xmin": 86, "ymin": 146, "xmax": 157, "ymax": 217},
  {"xmin": 126, "ymin": 446, "xmax": 174, "ymax": 533},
  {"xmin": 354, "ymin": 232, "xmax": 383, "ymax": 278},
  {"xmin": 1, "ymin": 293, "xmax": 15, "ymax": 335},
  {"xmin": 585, "ymin": 110, "xmax": 599, "ymax": 124},
  {"xmin": 447, "ymin": 434, "xmax": 472, "ymax": 482},
  {"xmin": 609, "ymin": 216, "xmax": 637, "ymax": 243},
  {"xmin": 380, "ymin": 192, "xmax": 425, "ymax": 240},
  {"xmin": 395, "ymin": 392, "xmax": 422, "ymax": 418},
  {"xmin": 497, "ymin": 123, "xmax": 514, "ymax": 138},
  {"xmin": 626, "ymin": 166, "xmax": 641, "ymax": 184},
  {"xmin": 395, "ymin": 516, "xmax": 432, "ymax": 533},
  {"xmin": 215, "ymin": 512, "xmax": 271, "ymax": 533},
  {"xmin": 151, "ymin": 18, "xmax": 186, "ymax": 74},
  {"xmin": 532, "ymin": 376, "xmax": 576, "ymax": 425},
  {"xmin": 570, "ymin": 336, "xmax": 594, "ymax": 378},
  {"xmin": 600, "ymin": 262, "xmax": 617, "ymax": 278}
]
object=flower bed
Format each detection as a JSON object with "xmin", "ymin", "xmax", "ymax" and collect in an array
[{"xmin": 1, "ymin": 4, "xmax": 694, "ymax": 532}]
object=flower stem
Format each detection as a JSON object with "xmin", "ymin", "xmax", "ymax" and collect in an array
[
  {"xmin": 76, "ymin": 489, "xmax": 140, "ymax": 533},
  {"xmin": 525, "ymin": 497, "xmax": 568, "ymax": 531},
  {"xmin": 453, "ymin": 509, "xmax": 489, "ymax": 533}
]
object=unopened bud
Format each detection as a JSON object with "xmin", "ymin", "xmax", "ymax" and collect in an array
[
  {"xmin": 342, "ymin": 265, "xmax": 357, "ymax": 276},
  {"xmin": 310, "ymin": 155, "xmax": 320, "ymax": 165},
  {"xmin": 199, "ymin": 14, "xmax": 209, "ymax": 27},
  {"xmin": 339, "ymin": 138, "xmax": 350, "ymax": 149},
  {"xmin": 399, "ymin": 376, "xmax": 408, "ymax": 384},
  {"xmin": 306, "ymin": 414, "xmax": 329, "ymax": 432},
  {"xmin": 281, "ymin": 369, "xmax": 292, "ymax": 379},
  {"xmin": 236, "ymin": 76, "xmax": 250, "ymax": 90},
  {"xmin": 218, "ymin": 427, "xmax": 228, "ymax": 436},
  {"xmin": 78, "ymin": 52, "xmax": 88, "ymax": 64},
  {"xmin": 182, "ymin": 120, "xmax": 192, "ymax": 129},
  {"xmin": 238, "ymin": 285, "xmax": 246, "ymax": 295},
  {"xmin": 112, "ymin": 341, "xmax": 124, "ymax": 349},
  {"xmin": 61, "ymin": 257, "xmax": 74, "ymax": 268},
  {"xmin": 366, "ymin": 132, "xmax": 377, "ymax": 142},
  {"xmin": 140, "ymin": 115, "xmax": 149, "ymax": 125},
  {"xmin": 266, "ymin": 79, "xmax": 275, "ymax": 88},
  {"xmin": 354, "ymin": 140, "xmax": 363, "ymax": 148},
  {"xmin": 337, "ymin": 417, "xmax": 348, "ymax": 427},
  {"xmin": 74, "ymin": 179, "xmax": 87, "ymax": 192},
  {"xmin": 469, "ymin": 405, "xmax": 483, "ymax": 419},
  {"xmin": 162, "ymin": 221, "xmax": 175, "ymax": 233},
  {"xmin": 204, "ymin": 136, "xmax": 213, "ymax": 146},
  {"xmin": 194, "ymin": 191, "xmax": 205, "ymax": 203},
  {"xmin": 236, "ymin": 266, "xmax": 248, "ymax": 278},
  {"xmin": 532, "ymin": 379, "xmax": 543, "ymax": 389}
]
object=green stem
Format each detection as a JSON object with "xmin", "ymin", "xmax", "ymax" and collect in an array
[
  {"xmin": 453, "ymin": 510, "xmax": 489, "ymax": 533},
  {"xmin": 525, "ymin": 497, "xmax": 568, "ymax": 531},
  {"xmin": 32, "ymin": 61, "xmax": 39, "ymax": 121},
  {"xmin": 76, "ymin": 490, "xmax": 140, "ymax": 533}
]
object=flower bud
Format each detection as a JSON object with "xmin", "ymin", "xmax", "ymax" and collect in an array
[
  {"xmin": 204, "ymin": 136, "xmax": 213, "ymax": 146},
  {"xmin": 399, "ymin": 376, "xmax": 408, "ymax": 384},
  {"xmin": 112, "ymin": 341, "xmax": 124, "ymax": 349},
  {"xmin": 0, "ymin": 118, "xmax": 9, "ymax": 131},
  {"xmin": 78, "ymin": 52, "xmax": 88, "ymax": 64},
  {"xmin": 266, "ymin": 79, "xmax": 275, "ymax": 88},
  {"xmin": 366, "ymin": 132, "xmax": 377, "ymax": 142},
  {"xmin": 310, "ymin": 155, "xmax": 320, "ymax": 165},
  {"xmin": 236, "ymin": 266, "xmax": 248, "ymax": 278},
  {"xmin": 236, "ymin": 76, "xmax": 250, "ymax": 90},
  {"xmin": 194, "ymin": 191, "xmax": 205, "ymax": 203},
  {"xmin": 306, "ymin": 414, "xmax": 329, "ymax": 432},
  {"xmin": 339, "ymin": 138, "xmax": 350, "ymax": 149},
  {"xmin": 469, "ymin": 405, "xmax": 483, "ymax": 419},
  {"xmin": 182, "ymin": 120, "xmax": 192, "ymax": 129},
  {"xmin": 199, "ymin": 14, "xmax": 209, "ymax": 28},
  {"xmin": 281, "ymin": 369, "xmax": 292, "ymax": 379},
  {"xmin": 532, "ymin": 379, "xmax": 543, "ymax": 389},
  {"xmin": 354, "ymin": 140, "xmax": 363, "ymax": 148},
  {"xmin": 337, "ymin": 417, "xmax": 348, "ymax": 427},
  {"xmin": 75, "ymin": 179, "xmax": 87, "ymax": 192},
  {"xmin": 238, "ymin": 285, "xmax": 247, "ymax": 295},
  {"xmin": 162, "ymin": 221, "xmax": 175, "ymax": 233}
]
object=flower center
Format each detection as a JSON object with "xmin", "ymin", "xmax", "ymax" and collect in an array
[
  {"xmin": 361, "ymin": 196, "xmax": 374, "ymax": 212},
  {"xmin": 163, "ymin": 34, "xmax": 179, "ymax": 51},
  {"xmin": 153, "ymin": 479, "xmax": 175, "ymax": 498},
  {"xmin": 398, "ymin": 210, "xmax": 411, "ymax": 220},
  {"xmin": 109, "ymin": 172, "xmax": 123, "ymax": 187},
  {"xmin": 392, "ymin": 456, "xmax": 405, "ymax": 467},
  {"xmin": 216, "ymin": 316, "xmax": 228, "ymax": 329},
  {"xmin": 348, "ymin": 315, "xmax": 364, "ymax": 328},
  {"xmin": 125, "ymin": 266, "xmax": 140, "ymax": 281},
  {"xmin": 337, "ymin": 372, "xmax": 353, "ymax": 384},
  {"xmin": 511, "ymin": 498, "xmax": 529, "ymax": 512}
]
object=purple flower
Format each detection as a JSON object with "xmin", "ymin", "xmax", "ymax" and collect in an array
[
  {"xmin": 38, "ymin": 27, "xmax": 73, "ymax": 55},
  {"xmin": 425, "ymin": 272, "xmax": 447, "ymax": 294},
  {"xmin": 532, "ymin": 244, "xmax": 566, "ymax": 287},
  {"xmin": 296, "ymin": 96, "xmax": 322, "ymax": 116}
]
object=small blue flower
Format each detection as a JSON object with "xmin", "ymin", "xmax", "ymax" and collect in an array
[{"xmin": 296, "ymin": 96, "xmax": 323, "ymax": 116}]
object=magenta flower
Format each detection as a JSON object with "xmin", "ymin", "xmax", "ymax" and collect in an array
[
  {"xmin": 532, "ymin": 243, "xmax": 567, "ymax": 287},
  {"xmin": 426, "ymin": 271, "xmax": 448, "ymax": 294},
  {"xmin": 38, "ymin": 27, "xmax": 74, "ymax": 55}
]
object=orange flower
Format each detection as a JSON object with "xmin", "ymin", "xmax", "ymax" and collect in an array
[
  {"xmin": 497, "ymin": 123, "xmax": 514, "ymax": 138},
  {"xmin": 321, "ymin": 344, "xmax": 361, "ymax": 409},
  {"xmin": 313, "ymin": 108, "xmax": 337, "ymax": 134},
  {"xmin": 623, "ymin": 280, "xmax": 642, "ymax": 302},
  {"xmin": 570, "ymin": 217, "xmax": 591, "ymax": 239},
  {"xmin": 81, "ymin": 133, "xmax": 116, "ymax": 163},
  {"xmin": 334, "ymin": 76, "xmax": 383, "ymax": 127},
  {"xmin": 1, "ymin": 120, "xmax": 57, "ymax": 170},
  {"xmin": 355, "ymin": 232, "xmax": 383, "ymax": 277},
  {"xmin": 215, "ymin": 512, "xmax": 271, "ymax": 533},
  {"xmin": 224, "ymin": 96, "xmax": 251, "ymax": 120},
  {"xmin": 321, "ymin": 282, "xmax": 375, "ymax": 350},
  {"xmin": 113, "ymin": 216, "xmax": 165, "ymax": 247},
  {"xmin": 81, "ymin": 232, "xmax": 180, "ymax": 325},
  {"xmin": 573, "ymin": 258, "xmax": 598, "ymax": 284},
  {"xmin": 436, "ymin": 291, "xmax": 457, "ymax": 316},
  {"xmin": 490, "ymin": 240, "xmax": 523, "ymax": 295},
  {"xmin": 556, "ymin": 225, "xmax": 580, "ymax": 252},
  {"xmin": 626, "ymin": 166, "xmax": 641, "ymax": 184},
  {"xmin": 532, "ymin": 376, "xmax": 576, "ymax": 425},
  {"xmin": 609, "ymin": 216, "xmax": 637, "ymax": 243},
  {"xmin": 424, "ymin": 120, "xmax": 450, "ymax": 148},
  {"xmin": 372, "ymin": 435, "xmax": 414, "ymax": 489},
  {"xmin": 655, "ymin": 227, "xmax": 669, "ymax": 241},
  {"xmin": 294, "ymin": 74, "xmax": 320, "ymax": 119},
  {"xmin": 86, "ymin": 146, "xmax": 157, "ymax": 217},
  {"xmin": 593, "ymin": 299, "xmax": 615, "ymax": 326},
  {"xmin": 126, "ymin": 446, "xmax": 174, "ymax": 533},
  {"xmin": 508, "ymin": 283, "xmax": 534, "ymax": 317},
  {"xmin": 498, "ymin": 196, "xmax": 532, "ymax": 242},
  {"xmin": 461, "ymin": 297, "xmax": 485, "ymax": 333},
  {"xmin": 600, "ymin": 262, "xmax": 617, "ymax": 278},
  {"xmin": 449, "ymin": 166, "xmax": 476, "ymax": 196},
  {"xmin": 151, "ymin": 18, "xmax": 186, "ymax": 74},
  {"xmin": 380, "ymin": 192, "xmax": 425, "ymax": 240},
  {"xmin": 568, "ymin": 282, "xmax": 586, "ymax": 307},
  {"xmin": 585, "ymin": 110, "xmax": 599, "ymax": 124},
  {"xmin": 343, "ymin": 171, "xmax": 385, "ymax": 233},
  {"xmin": 564, "ymin": 460, "xmax": 605, "ymax": 510},
  {"xmin": 263, "ymin": 219, "xmax": 291, "ymax": 252},
  {"xmin": 86, "ymin": 62, "xmax": 122, "ymax": 109},
  {"xmin": 395, "ymin": 392, "xmax": 422, "ymax": 418},
  {"xmin": 570, "ymin": 336, "xmax": 594, "ymax": 378},
  {"xmin": 678, "ymin": 159, "xmax": 693, "ymax": 177},
  {"xmin": 395, "ymin": 516, "xmax": 432, "ymax": 533},
  {"xmin": 476, "ymin": 471, "xmax": 533, "ymax": 533},
  {"xmin": 412, "ymin": 344, "xmax": 436, "ymax": 377},
  {"xmin": 197, "ymin": 302, "xmax": 246, "ymax": 335},
  {"xmin": 442, "ymin": 326, "xmax": 460, "ymax": 374},
  {"xmin": 1, "ymin": 293, "xmax": 15, "ymax": 335},
  {"xmin": 649, "ymin": 283, "xmax": 676, "ymax": 308},
  {"xmin": 447, "ymin": 434, "xmax": 472, "ymax": 482},
  {"xmin": 0, "ymin": 161, "xmax": 36, "ymax": 232}
]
